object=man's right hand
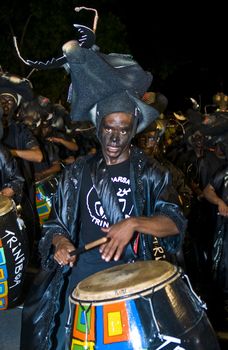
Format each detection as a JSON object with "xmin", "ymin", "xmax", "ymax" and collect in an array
[{"xmin": 53, "ymin": 235, "xmax": 76, "ymax": 267}]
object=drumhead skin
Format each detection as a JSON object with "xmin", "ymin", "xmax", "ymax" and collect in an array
[
  {"xmin": 71, "ymin": 260, "xmax": 179, "ymax": 304},
  {"xmin": 0, "ymin": 194, "xmax": 14, "ymax": 216}
]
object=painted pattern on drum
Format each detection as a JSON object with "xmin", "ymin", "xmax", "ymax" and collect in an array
[
  {"xmin": 0, "ymin": 209, "xmax": 28, "ymax": 309},
  {"xmin": 35, "ymin": 176, "xmax": 59, "ymax": 225},
  {"xmin": 69, "ymin": 297, "xmax": 202, "ymax": 349},
  {"xmin": 35, "ymin": 183, "xmax": 52, "ymax": 224},
  {"xmin": 71, "ymin": 300, "xmax": 148, "ymax": 349},
  {"xmin": 0, "ymin": 239, "xmax": 8, "ymax": 309}
]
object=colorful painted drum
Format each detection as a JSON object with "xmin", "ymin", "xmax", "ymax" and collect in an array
[
  {"xmin": 69, "ymin": 260, "xmax": 220, "ymax": 349},
  {"xmin": 0, "ymin": 195, "xmax": 29, "ymax": 310},
  {"xmin": 35, "ymin": 174, "xmax": 59, "ymax": 225}
]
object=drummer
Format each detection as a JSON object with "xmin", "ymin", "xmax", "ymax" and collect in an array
[
  {"xmin": 20, "ymin": 44, "xmax": 187, "ymax": 350},
  {"xmin": 0, "ymin": 73, "xmax": 43, "ymax": 253},
  {"xmin": 0, "ymin": 108, "xmax": 24, "ymax": 204},
  {"xmin": 25, "ymin": 106, "xmax": 62, "ymax": 182}
]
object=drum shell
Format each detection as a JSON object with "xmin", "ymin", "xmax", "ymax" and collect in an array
[
  {"xmin": 0, "ymin": 206, "xmax": 29, "ymax": 310},
  {"xmin": 68, "ymin": 261, "xmax": 220, "ymax": 350},
  {"xmin": 35, "ymin": 175, "xmax": 58, "ymax": 225}
]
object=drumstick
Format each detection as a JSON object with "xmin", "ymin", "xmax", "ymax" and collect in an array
[{"xmin": 69, "ymin": 237, "xmax": 110, "ymax": 257}]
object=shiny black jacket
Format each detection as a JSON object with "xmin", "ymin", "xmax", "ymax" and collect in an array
[
  {"xmin": 20, "ymin": 146, "xmax": 187, "ymax": 350},
  {"xmin": 210, "ymin": 165, "xmax": 228, "ymax": 278},
  {"xmin": 2, "ymin": 121, "xmax": 40, "ymax": 203},
  {"xmin": 0, "ymin": 143, "xmax": 24, "ymax": 203}
]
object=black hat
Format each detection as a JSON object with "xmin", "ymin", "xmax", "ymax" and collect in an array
[
  {"xmin": 90, "ymin": 90, "xmax": 159, "ymax": 134},
  {"xmin": 15, "ymin": 38, "xmax": 158, "ymax": 133},
  {"xmin": 0, "ymin": 73, "xmax": 33, "ymax": 105},
  {"xmin": 62, "ymin": 40, "xmax": 158, "ymax": 133}
]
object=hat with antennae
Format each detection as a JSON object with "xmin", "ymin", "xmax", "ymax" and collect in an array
[{"xmin": 13, "ymin": 6, "xmax": 159, "ymax": 132}]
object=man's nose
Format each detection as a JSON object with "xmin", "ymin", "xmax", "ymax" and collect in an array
[{"xmin": 110, "ymin": 132, "xmax": 119, "ymax": 142}]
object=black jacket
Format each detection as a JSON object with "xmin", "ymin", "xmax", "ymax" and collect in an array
[{"xmin": 0, "ymin": 143, "xmax": 24, "ymax": 203}]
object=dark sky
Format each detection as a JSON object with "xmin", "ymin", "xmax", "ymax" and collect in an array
[{"xmin": 113, "ymin": 2, "xmax": 228, "ymax": 109}]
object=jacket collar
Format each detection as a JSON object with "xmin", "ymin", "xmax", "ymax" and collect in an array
[{"xmin": 86, "ymin": 146, "xmax": 147, "ymax": 222}]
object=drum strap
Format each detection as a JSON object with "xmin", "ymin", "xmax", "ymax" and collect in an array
[
  {"xmin": 133, "ymin": 232, "xmax": 140, "ymax": 255},
  {"xmin": 86, "ymin": 154, "xmax": 124, "ymax": 224}
]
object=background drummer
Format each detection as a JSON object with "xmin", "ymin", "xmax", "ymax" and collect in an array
[
  {"xmin": 0, "ymin": 107, "xmax": 24, "ymax": 204},
  {"xmin": 27, "ymin": 110, "xmax": 62, "ymax": 183},
  {"xmin": 0, "ymin": 143, "xmax": 24, "ymax": 204},
  {"xmin": 0, "ymin": 73, "xmax": 43, "ymax": 259},
  {"xmin": 20, "ymin": 96, "xmax": 77, "ymax": 178}
]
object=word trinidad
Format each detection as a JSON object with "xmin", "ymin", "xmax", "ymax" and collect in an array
[{"xmin": 0, "ymin": 230, "xmax": 26, "ymax": 310}]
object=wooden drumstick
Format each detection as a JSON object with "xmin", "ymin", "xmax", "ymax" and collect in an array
[{"xmin": 69, "ymin": 237, "xmax": 110, "ymax": 257}]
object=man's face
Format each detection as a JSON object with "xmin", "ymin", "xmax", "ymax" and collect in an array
[
  {"xmin": 100, "ymin": 112, "xmax": 134, "ymax": 165},
  {"xmin": 144, "ymin": 131, "xmax": 159, "ymax": 155},
  {"xmin": 0, "ymin": 94, "xmax": 17, "ymax": 126},
  {"xmin": 191, "ymin": 132, "xmax": 204, "ymax": 149}
]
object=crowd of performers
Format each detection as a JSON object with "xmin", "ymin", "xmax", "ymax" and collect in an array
[
  {"xmin": 0, "ymin": 71, "xmax": 228, "ymax": 330},
  {"xmin": 135, "ymin": 92, "xmax": 228, "ymax": 328}
]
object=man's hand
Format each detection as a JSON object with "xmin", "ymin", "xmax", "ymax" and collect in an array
[
  {"xmin": 0, "ymin": 187, "xmax": 14, "ymax": 198},
  {"xmin": 99, "ymin": 215, "xmax": 179, "ymax": 262},
  {"xmin": 218, "ymin": 199, "xmax": 228, "ymax": 217},
  {"xmin": 99, "ymin": 218, "xmax": 134, "ymax": 262},
  {"xmin": 53, "ymin": 235, "xmax": 76, "ymax": 267}
]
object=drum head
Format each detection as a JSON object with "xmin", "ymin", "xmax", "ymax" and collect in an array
[
  {"xmin": 71, "ymin": 260, "xmax": 180, "ymax": 304},
  {"xmin": 0, "ymin": 194, "xmax": 14, "ymax": 216},
  {"xmin": 35, "ymin": 174, "xmax": 57, "ymax": 185}
]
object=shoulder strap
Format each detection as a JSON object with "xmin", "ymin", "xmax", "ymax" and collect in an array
[{"xmin": 86, "ymin": 153, "xmax": 124, "ymax": 224}]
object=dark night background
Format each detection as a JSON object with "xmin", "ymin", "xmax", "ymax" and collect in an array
[{"xmin": 0, "ymin": 0, "xmax": 227, "ymax": 111}]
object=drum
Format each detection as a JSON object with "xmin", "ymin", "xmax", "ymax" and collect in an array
[
  {"xmin": 35, "ymin": 174, "xmax": 58, "ymax": 225},
  {"xmin": 0, "ymin": 195, "xmax": 29, "ymax": 310},
  {"xmin": 68, "ymin": 260, "xmax": 220, "ymax": 349}
]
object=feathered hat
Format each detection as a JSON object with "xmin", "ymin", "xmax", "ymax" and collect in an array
[{"xmin": 0, "ymin": 73, "xmax": 33, "ymax": 105}]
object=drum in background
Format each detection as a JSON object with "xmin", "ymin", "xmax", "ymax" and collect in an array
[
  {"xmin": 68, "ymin": 260, "xmax": 220, "ymax": 350},
  {"xmin": 35, "ymin": 174, "xmax": 58, "ymax": 225},
  {"xmin": 0, "ymin": 195, "xmax": 29, "ymax": 310}
]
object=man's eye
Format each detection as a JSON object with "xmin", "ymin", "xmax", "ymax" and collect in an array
[
  {"xmin": 120, "ymin": 130, "xmax": 127, "ymax": 135},
  {"xmin": 105, "ymin": 128, "xmax": 112, "ymax": 133}
]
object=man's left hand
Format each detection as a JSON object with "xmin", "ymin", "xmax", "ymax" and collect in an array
[{"xmin": 100, "ymin": 218, "xmax": 134, "ymax": 262}]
